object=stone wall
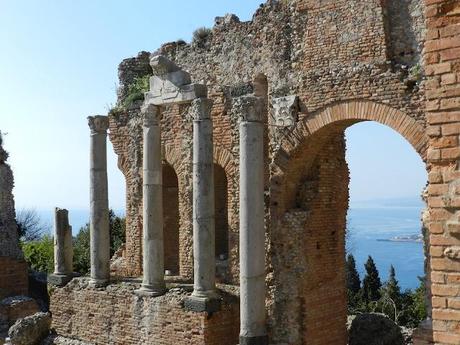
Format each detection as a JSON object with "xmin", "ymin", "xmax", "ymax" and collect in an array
[
  {"xmin": 0, "ymin": 133, "xmax": 27, "ymax": 299},
  {"xmin": 50, "ymin": 278, "xmax": 239, "ymax": 345}
]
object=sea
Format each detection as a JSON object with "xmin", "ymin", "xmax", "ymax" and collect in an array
[
  {"xmin": 35, "ymin": 198, "xmax": 425, "ymax": 291},
  {"xmin": 347, "ymin": 198, "xmax": 425, "ymax": 291}
]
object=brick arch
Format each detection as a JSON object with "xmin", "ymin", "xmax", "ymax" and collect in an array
[
  {"xmin": 213, "ymin": 145, "xmax": 237, "ymax": 180},
  {"xmin": 273, "ymin": 100, "xmax": 428, "ymax": 173},
  {"xmin": 163, "ymin": 144, "xmax": 184, "ymax": 177}
]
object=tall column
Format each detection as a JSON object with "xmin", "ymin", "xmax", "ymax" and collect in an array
[
  {"xmin": 185, "ymin": 98, "xmax": 220, "ymax": 312},
  {"xmin": 49, "ymin": 208, "xmax": 73, "ymax": 286},
  {"xmin": 136, "ymin": 104, "xmax": 166, "ymax": 296},
  {"xmin": 237, "ymin": 96, "xmax": 268, "ymax": 345},
  {"xmin": 88, "ymin": 115, "xmax": 110, "ymax": 287}
]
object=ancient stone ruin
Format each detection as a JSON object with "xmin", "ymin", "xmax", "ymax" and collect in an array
[{"xmin": 12, "ymin": 0, "xmax": 459, "ymax": 344}]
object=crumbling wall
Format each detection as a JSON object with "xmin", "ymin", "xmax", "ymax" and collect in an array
[
  {"xmin": 383, "ymin": 0, "xmax": 426, "ymax": 66},
  {"xmin": 0, "ymin": 133, "xmax": 27, "ymax": 299},
  {"xmin": 50, "ymin": 278, "xmax": 239, "ymax": 345}
]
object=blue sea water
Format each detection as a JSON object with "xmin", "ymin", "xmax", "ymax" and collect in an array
[{"xmin": 347, "ymin": 203, "xmax": 425, "ymax": 290}]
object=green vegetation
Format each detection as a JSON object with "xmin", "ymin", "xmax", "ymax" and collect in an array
[
  {"xmin": 346, "ymin": 254, "xmax": 427, "ymax": 327},
  {"xmin": 121, "ymin": 75, "xmax": 150, "ymax": 110},
  {"xmin": 21, "ymin": 235, "xmax": 54, "ymax": 273},
  {"xmin": 20, "ymin": 209, "xmax": 126, "ymax": 275},
  {"xmin": 192, "ymin": 27, "xmax": 212, "ymax": 48}
]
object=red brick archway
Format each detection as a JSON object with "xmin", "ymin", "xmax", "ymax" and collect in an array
[{"xmin": 268, "ymin": 100, "xmax": 429, "ymax": 345}]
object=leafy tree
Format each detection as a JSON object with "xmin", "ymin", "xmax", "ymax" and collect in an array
[
  {"xmin": 16, "ymin": 209, "xmax": 51, "ymax": 242},
  {"xmin": 362, "ymin": 256, "xmax": 382, "ymax": 303},
  {"xmin": 73, "ymin": 224, "xmax": 90, "ymax": 274},
  {"xmin": 21, "ymin": 235, "xmax": 54, "ymax": 273},
  {"xmin": 109, "ymin": 210, "xmax": 126, "ymax": 256},
  {"xmin": 73, "ymin": 210, "xmax": 125, "ymax": 275}
]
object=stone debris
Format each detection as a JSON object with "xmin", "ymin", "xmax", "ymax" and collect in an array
[
  {"xmin": 348, "ymin": 313, "xmax": 404, "ymax": 345},
  {"xmin": 8, "ymin": 312, "xmax": 51, "ymax": 345}
]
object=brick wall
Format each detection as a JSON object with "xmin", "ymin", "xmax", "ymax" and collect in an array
[
  {"xmin": 0, "ymin": 257, "xmax": 28, "ymax": 299},
  {"xmin": 50, "ymin": 278, "xmax": 239, "ymax": 345},
  {"xmin": 417, "ymin": 1, "xmax": 460, "ymax": 344},
  {"xmin": 164, "ymin": 164, "xmax": 180, "ymax": 274}
]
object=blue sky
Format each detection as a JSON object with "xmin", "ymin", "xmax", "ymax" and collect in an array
[{"xmin": 0, "ymin": 1, "xmax": 427, "ymax": 212}]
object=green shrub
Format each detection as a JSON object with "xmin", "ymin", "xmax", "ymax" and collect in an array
[
  {"xmin": 21, "ymin": 235, "xmax": 54, "ymax": 273},
  {"xmin": 192, "ymin": 27, "xmax": 212, "ymax": 47},
  {"xmin": 122, "ymin": 75, "xmax": 150, "ymax": 109},
  {"xmin": 73, "ymin": 224, "xmax": 90, "ymax": 274}
]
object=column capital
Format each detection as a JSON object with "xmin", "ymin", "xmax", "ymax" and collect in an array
[
  {"xmin": 87, "ymin": 116, "xmax": 109, "ymax": 134},
  {"xmin": 190, "ymin": 98, "xmax": 213, "ymax": 121},
  {"xmin": 234, "ymin": 96, "xmax": 264, "ymax": 123},
  {"xmin": 142, "ymin": 103, "xmax": 161, "ymax": 126}
]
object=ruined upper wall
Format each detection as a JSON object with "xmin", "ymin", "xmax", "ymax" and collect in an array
[{"xmin": 0, "ymin": 133, "xmax": 21, "ymax": 259}]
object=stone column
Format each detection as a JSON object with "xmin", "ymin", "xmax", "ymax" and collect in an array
[
  {"xmin": 50, "ymin": 208, "xmax": 73, "ymax": 286},
  {"xmin": 88, "ymin": 115, "xmax": 110, "ymax": 287},
  {"xmin": 236, "ymin": 96, "xmax": 268, "ymax": 345},
  {"xmin": 136, "ymin": 104, "xmax": 166, "ymax": 296},
  {"xmin": 185, "ymin": 98, "xmax": 220, "ymax": 312}
]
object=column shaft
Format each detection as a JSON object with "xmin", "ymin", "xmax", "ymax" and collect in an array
[
  {"xmin": 139, "ymin": 104, "xmax": 165, "ymax": 295},
  {"xmin": 192, "ymin": 99, "xmax": 215, "ymax": 297},
  {"xmin": 53, "ymin": 208, "xmax": 69, "ymax": 275},
  {"xmin": 88, "ymin": 116, "xmax": 110, "ymax": 286},
  {"xmin": 238, "ymin": 96, "xmax": 268, "ymax": 345}
]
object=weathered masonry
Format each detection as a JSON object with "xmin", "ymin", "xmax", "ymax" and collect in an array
[{"xmin": 49, "ymin": 0, "xmax": 460, "ymax": 344}]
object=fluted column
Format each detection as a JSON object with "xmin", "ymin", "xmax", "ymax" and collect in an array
[
  {"xmin": 236, "ymin": 96, "xmax": 268, "ymax": 345},
  {"xmin": 88, "ymin": 115, "xmax": 110, "ymax": 287},
  {"xmin": 137, "ymin": 104, "xmax": 166, "ymax": 296},
  {"xmin": 184, "ymin": 98, "xmax": 221, "ymax": 311}
]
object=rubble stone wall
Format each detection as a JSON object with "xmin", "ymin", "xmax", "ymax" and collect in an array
[
  {"xmin": 0, "ymin": 134, "xmax": 27, "ymax": 299},
  {"xmin": 50, "ymin": 279, "xmax": 239, "ymax": 345}
]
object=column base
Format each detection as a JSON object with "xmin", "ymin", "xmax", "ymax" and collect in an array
[
  {"xmin": 48, "ymin": 273, "xmax": 74, "ymax": 287},
  {"xmin": 239, "ymin": 335, "xmax": 269, "ymax": 345},
  {"xmin": 134, "ymin": 284, "xmax": 166, "ymax": 297},
  {"xmin": 88, "ymin": 278, "xmax": 109, "ymax": 288},
  {"xmin": 184, "ymin": 294, "xmax": 221, "ymax": 313}
]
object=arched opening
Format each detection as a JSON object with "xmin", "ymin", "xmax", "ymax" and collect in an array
[
  {"xmin": 268, "ymin": 101, "xmax": 429, "ymax": 345},
  {"xmin": 163, "ymin": 163, "xmax": 179, "ymax": 275},
  {"xmin": 214, "ymin": 163, "xmax": 229, "ymax": 257}
]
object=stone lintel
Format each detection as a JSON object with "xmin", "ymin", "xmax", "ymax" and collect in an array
[
  {"xmin": 190, "ymin": 98, "xmax": 213, "ymax": 121},
  {"xmin": 145, "ymin": 82, "xmax": 207, "ymax": 106},
  {"xmin": 87, "ymin": 115, "xmax": 109, "ymax": 134},
  {"xmin": 48, "ymin": 273, "xmax": 74, "ymax": 287},
  {"xmin": 184, "ymin": 295, "xmax": 221, "ymax": 313},
  {"xmin": 234, "ymin": 96, "xmax": 264, "ymax": 123},
  {"xmin": 239, "ymin": 335, "xmax": 269, "ymax": 345}
]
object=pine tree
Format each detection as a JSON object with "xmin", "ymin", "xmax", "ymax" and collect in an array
[
  {"xmin": 346, "ymin": 254, "xmax": 362, "ymax": 312},
  {"xmin": 346, "ymin": 254, "xmax": 361, "ymax": 294},
  {"xmin": 381, "ymin": 265, "xmax": 403, "ymax": 322},
  {"xmin": 362, "ymin": 256, "xmax": 382, "ymax": 302}
]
